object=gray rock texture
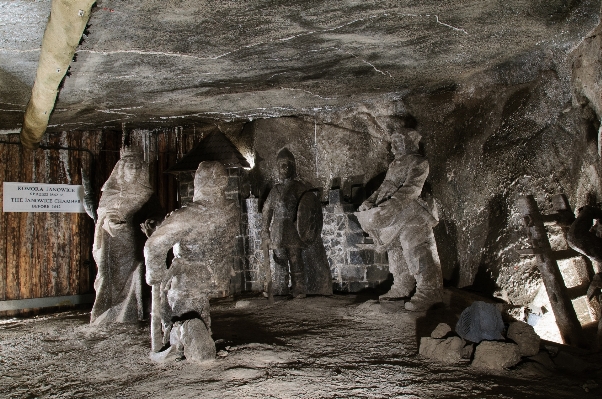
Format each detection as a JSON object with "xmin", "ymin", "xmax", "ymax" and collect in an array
[
  {"xmin": 431, "ymin": 323, "xmax": 452, "ymax": 339},
  {"xmin": 419, "ymin": 336, "xmax": 464, "ymax": 364},
  {"xmin": 472, "ymin": 341, "xmax": 521, "ymax": 370},
  {"xmin": 456, "ymin": 301, "xmax": 505, "ymax": 343},
  {"xmin": 507, "ymin": 321, "xmax": 541, "ymax": 357},
  {"xmin": 2, "ymin": 1, "xmax": 599, "ymax": 132}
]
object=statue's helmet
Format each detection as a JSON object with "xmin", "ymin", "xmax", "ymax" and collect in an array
[{"xmin": 276, "ymin": 147, "xmax": 296, "ymax": 179}]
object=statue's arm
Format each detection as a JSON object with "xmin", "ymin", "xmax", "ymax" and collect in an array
[
  {"xmin": 139, "ymin": 194, "xmax": 167, "ymax": 237},
  {"xmin": 360, "ymin": 165, "xmax": 400, "ymax": 211},
  {"xmin": 390, "ymin": 157, "xmax": 429, "ymax": 204},
  {"xmin": 144, "ymin": 219, "xmax": 181, "ymax": 285}
]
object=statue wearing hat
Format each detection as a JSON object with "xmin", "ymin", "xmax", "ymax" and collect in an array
[
  {"xmin": 356, "ymin": 129, "xmax": 443, "ymax": 311},
  {"xmin": 261, "ymin": 148, "xmax": 332, "ymax": 298},
  {"xmin": 91, "ymin": 147, "xmax": 164, "ymax": 325}
]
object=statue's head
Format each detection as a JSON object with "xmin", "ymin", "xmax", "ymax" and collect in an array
[
  {"xmin": 193, "ymin": 161, "xmax": 229, "ymax": 202},
  {"xmin": 276, "ymin": 147, "xmax": 296, "ymax": 181},
  {"xmin": 391, "ymin": 130, "xmax": 421, "ymax": 156},
  {"xmin": 119, "ymin": 147, "xmax": 145, "ymax": 184},
  {"xmin": 101, "ymin": 147, "xmax": 151, "ymax": 193}
]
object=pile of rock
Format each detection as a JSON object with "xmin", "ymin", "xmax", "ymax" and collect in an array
[{"xmin": 419, "ymin": 301, "xmax": 541, "ymax": 370}]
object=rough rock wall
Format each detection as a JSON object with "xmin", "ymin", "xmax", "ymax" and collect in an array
[
  {"xmin": 407, "ymin": 41, "xmax": 602, "ymax": 305},
  {"xmin": 250, "ymin": 116, "xmax": 391, "ymax": 202},
  {"xmin": 572, "ymin": 17, "xmax": 602, "ymax": 122},
  {"xmin": 246, "ymin": 21, "xmax": 602, "ymax": 306}
]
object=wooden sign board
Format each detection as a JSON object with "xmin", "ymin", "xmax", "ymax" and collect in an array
[{"xmin": 3, "ymin": 182, "xmax": 85, "ymax": 213}]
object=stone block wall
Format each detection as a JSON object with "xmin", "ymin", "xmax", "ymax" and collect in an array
[
  {"xmin": 322, "ymin": 189, "xmax": 389, "ymax": 292},
  {"xmin": 245, "ymin": 189, "xmax": 391, "ymax": 293},
  {"xmin": 245, "ymin": 197, "xmax": 267, "ymax": 292},
  {"xmin": 177, "ymin": 171, "xmax": 195, "ymax": 206}
]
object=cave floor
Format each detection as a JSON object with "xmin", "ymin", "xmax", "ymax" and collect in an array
[{"xmin": 1, "ymin": 292, "xmax": 601, "ymax": 399}]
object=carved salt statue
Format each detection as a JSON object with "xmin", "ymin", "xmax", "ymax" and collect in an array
[
  {"xmin": 91, "ymin": 148, "xmax": 164, "ymax": 325},
  {"xmin": 356, "ymin": 129, "xmax": 443, "ymax": 311},
  {"xmin": 261, "ymin": 148, "xmax": 332, "ymax": 298},
  {"xmin": 144, "ymin": 161, "xmax": 239, "ymax": 362}
]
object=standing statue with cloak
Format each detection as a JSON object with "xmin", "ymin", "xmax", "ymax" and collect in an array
[{"xmin": 90, "ymin": 148, "xmax": 164, "ymax": 325}]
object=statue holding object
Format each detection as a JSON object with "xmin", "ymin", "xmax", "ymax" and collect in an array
[
  {"xmin": 261, "ymin": 148, "xmax": 332, "ymax": 298},
  {"xmin": 355, "ymin": 129, "xmax": 443, "ymax": 311}
]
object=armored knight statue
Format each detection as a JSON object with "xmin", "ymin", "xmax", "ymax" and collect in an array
[
  {"xmin": 144, "ymin": 161, "xmax": 239, "ymax": 362},
  {"xmin": 91, "ymin": 148, "xmax": 164, "ymax": 325},
  {"xmin": 261, "ymin": 148, "xmax": 332, "ymax": 298},
  {"xmin": 356, "ymin": 129, "xmax": 443, "ymax": 311}
]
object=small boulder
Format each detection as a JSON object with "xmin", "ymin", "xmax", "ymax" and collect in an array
[
  {"xmin": 431, "ymin": 323, "xmax": 452, "ymax": 339},
  {"xmin": 178, "ymin": 319, "xmax": 216, "ymax": 363},
  {"xmin": 235, "ymin": 300, "xmax": 251, "ymax": 309},
  {"xmin": 507, "ymin": 321, "xmax": 540, "ymax": 357},
  {"xmin": 456, "ymin": 301, "xmax": 505, "ymax": 343},
  {"xmin": 419, "ymin": 336, "xmax": 464, "ymax": 364},
  {"xmin": 472, "ymin": 341, "xmax": 521, "ymax": 370},
  {"xmin": 527, "ymin": 352, "xmax": 556, "ymax": 371},
  {"xmin": 461, "ymin": 343, "xmax": 475, "ymax": 359}
]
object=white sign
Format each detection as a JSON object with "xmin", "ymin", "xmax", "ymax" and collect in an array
[{"xmin": 3, "ymin": 182, "xmax": 86, "ymax": 213}]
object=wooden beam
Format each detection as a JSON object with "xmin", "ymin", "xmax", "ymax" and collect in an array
[
  {"xmin": 20, "ymin": 0, "xmax": 95, "ymax": 149},
  {"xmin": 517, "ymin": 195, "xmax": 585, "ymax": 347}
]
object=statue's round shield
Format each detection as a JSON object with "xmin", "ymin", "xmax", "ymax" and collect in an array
[{"xmin": 296, "ymin": 190, "xmax": 323, "ymax": 245}]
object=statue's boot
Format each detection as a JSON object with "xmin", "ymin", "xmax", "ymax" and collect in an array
[
  {"xmin": 379, "ymin": 278, "xmax": 415, "ymax": 301},
  {"xmin": 381, "ymin": 247, "xmax": 415, "ymax": 301},
  {"xmin": 404, "ymin": 288, "xmax": 442, "ymax": 312},
  {"xmin": 290, "ymin": 272, "xmax": 307, "ymax": 299}
]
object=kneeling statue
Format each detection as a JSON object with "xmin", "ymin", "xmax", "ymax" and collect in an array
[{"xmin": 144, "ymin": 161, "xmax": 239, "ymax": 362}]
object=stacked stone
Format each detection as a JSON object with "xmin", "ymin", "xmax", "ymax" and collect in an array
[
  {"xmin": 177, "ymin": 171, "xmax": 195, "ymax": 206},
  {"xmin": 245, "ymin": 197, "xmax": 266, "ymax": 292},
  {"xmin": 419, "ymin": 301, "xmax": 543, "ymax": 371},
  {"xmin": 246, "ymin": 189, "xmax": 393, "ymax": 294},
  {"xmin": 322, "ymin": 189, "xmax": 389, "ymax": 292}
]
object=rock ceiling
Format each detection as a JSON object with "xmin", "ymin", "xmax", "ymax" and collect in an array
[{"xmin": 1, "ymin": 0, "xmax": 600, "ymax": 133}]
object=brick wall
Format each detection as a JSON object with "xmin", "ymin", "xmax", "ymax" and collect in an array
[{"xmin": 245, "ymin": 189, "xmax": 391, "ymax": 293}]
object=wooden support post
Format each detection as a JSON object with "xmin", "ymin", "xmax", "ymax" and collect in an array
[{"xmin": 517, "ymin": 195, "xmax": 585, "ymax": 347}]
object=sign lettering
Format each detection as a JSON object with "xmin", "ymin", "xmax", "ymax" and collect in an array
[{"xmin": 3, "ymin": 182, "xmax": 86, "ymax": 213}]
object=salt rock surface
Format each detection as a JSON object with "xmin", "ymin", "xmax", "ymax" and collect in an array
[
  {"xmin": 507, "ymin": 321, "xmax": 541, "ymax": 357},
  {"xmin": 419, "ymin": 336, "xmax": 464, "ymax": 364},
  {"xmin": 430, "ymin": 323, "xmax": 452, "ymax": 339},
  {"xmin": 472, "ymin": 341, "xmax": 521, "ymax": 370},
  {"xmin": 177, "ymin": 319, "xmax": 216, "ymax": 363}
]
